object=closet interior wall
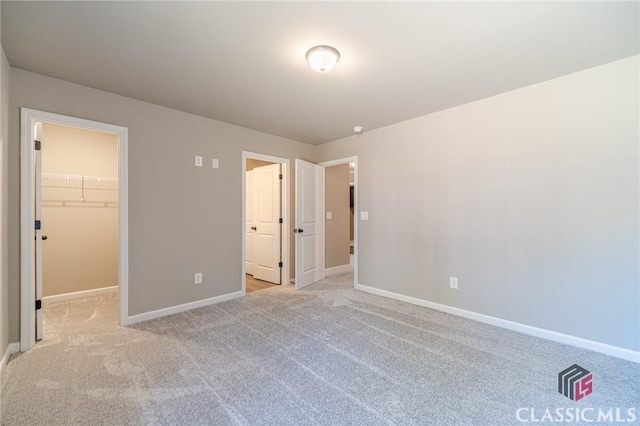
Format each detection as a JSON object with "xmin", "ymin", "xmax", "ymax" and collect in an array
[{"xmin": 41, "ymin": 123, "xmax": 118, "ymax": 297}]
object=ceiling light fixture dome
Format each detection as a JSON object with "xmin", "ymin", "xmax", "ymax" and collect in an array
[{"xmin": 306, "ymin": 45, "xmax": 340, "ymax": 73}]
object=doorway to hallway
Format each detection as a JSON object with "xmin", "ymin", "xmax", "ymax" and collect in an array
[{"xmin": 320, "ymin": 157, "xmax": 358, "ymax": 288}]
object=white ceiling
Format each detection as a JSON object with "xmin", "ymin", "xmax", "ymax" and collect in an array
[{"xmin": 2, "ymin": 1, "xmax": 638, "ymax": 145}]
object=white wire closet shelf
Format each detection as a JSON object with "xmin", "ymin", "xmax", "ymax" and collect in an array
[{"xmin": 42, "ymin": 173, "xmax": 118, "ymax": 205}]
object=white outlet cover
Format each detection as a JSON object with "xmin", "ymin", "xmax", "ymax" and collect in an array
[
  {"xmin": 360, "ymin": 211, "xmax": 369, "ymax": 221},
  {"xmin": 195, "ymin": 156, "xmax": 203, "ymax": 167},
  {"xmin": 195, "ymin": 272, "xmax": 203, "ymax": 284},
  {"xmin": 212, "ymin": 158, "xmax": 219, "ymax": 169},
  {"xmin": 326, "ymin": 211, "xmax": 332, "ymax": 219},
  {"xmin": 450, "ymin": 277, "xmax": 458, "ymax": 289}
]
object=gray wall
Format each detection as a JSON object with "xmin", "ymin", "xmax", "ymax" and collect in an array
[
  {"xmin": 4, "ymin": 56, "xmax": 638, "ymax": 353},
  {"xmin": 7, "ymin": 69, "xmax": 315, "ymax": 341},
  {"xmin": 325, "ymin": 164, "xmax": 350, "ymax": 268},
  {"xmin": 1, "ymin": 46, "xmax": 11, "ymax": 355},
  {"xmin": 317, "ymin": 56, "xmax": 640, "ymax": 351}
]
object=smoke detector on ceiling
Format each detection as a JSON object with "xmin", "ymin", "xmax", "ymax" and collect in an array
[{"xmin": 353, "ymin": 126, "xmax": 363, "ymax": 134}]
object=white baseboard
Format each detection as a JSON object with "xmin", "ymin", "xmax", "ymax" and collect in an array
[
  {"xmin": 0, "ymin": 342, "xmax": 20, "ymax": 374},
  {"xmin": 43, "ymin": 285, "xmax": 118, "ymax": 303},
  {"xmin": 355, "ymin": 283, "xmax": 640, "ymax": 363},
  {"xmin": 325, "ymin": 264, "xmax": 352, "ymax": 276},
  {"xmin": 123, "ymin": 291, "xmax": 244, "ymax": 326}
]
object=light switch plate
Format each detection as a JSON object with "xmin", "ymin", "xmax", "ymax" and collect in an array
[
  {"xmin": 195, "ymin": 156, "xmax": 203, "ymax": 167},
  {"xmin": 360, "ymin": 211, "xmax": 369, "ymax": 221},
  {"xmin": 212, "ymin": 158, "xmax": 219, "ymax": 169},
  {"xmin": 195, "ymin": 272, "xmax": 203, "ymax": 284},
  {"xmin": 326, "ymin": 212, "xmax": 332, "ymax": 219}
]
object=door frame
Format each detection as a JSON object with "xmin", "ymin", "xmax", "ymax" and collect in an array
[
  {"xmin": 241, "ymin": 151, "xmax": 290, "ymax": 293},
  {"xmin": 319, "ymin": 156, "xmax": 358, "ymax": 287},
  {"xmin": 19, "ymin": 108, "xmax": 129, "ymax": 351}
]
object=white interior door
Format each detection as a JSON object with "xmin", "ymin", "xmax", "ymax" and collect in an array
[
  {"xmin": 245, "ymin": 170, "xmax": 255, "ymax": 276},
  {"xmin": 253, "ymin": 164, "xmax": 282, "ymax": 284},
  {"xmin": 34, "ymin": 121, "xmax": 43, "ymax": 341},
  {"xmin": 295, "ymin": 159, "xmax": 325, "ymax": 289}
]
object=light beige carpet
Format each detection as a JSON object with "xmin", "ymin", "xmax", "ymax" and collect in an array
[{"xmin": 2, "ymin": 272, "xmax": 638, "ymax": 425}]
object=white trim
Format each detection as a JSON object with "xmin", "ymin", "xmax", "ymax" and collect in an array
[
  {"xmin": 355, "ymin": 283, "xmax": 640, "ymax": 363},
  {"xmin": 20, "ymin": 108, "xmax": 129, "ymax": 352},
  {"xmin": 42, "ymin": 286, "xmax": 118, "ymax": 303},
  {"xmin": 241, "ymin": 152, "xmax": 291, "ymax": 295},
  {"xmin": 325, "ymin": 264, "xmax": 352, "ymax": 276},
  {"xmin": 0, "ymin": 342, "xmax": 20, "ymax": 375},
  {"xmin": 124, "ymin": 291, "xmax": 243, "ymax": 325},
  {"xmin": 319, "ymin": 156, "xmax": 358, "ymax": 288},
  {"xmin": 19, "ymin": 110, "xmax": 34, "ymax": 351}
]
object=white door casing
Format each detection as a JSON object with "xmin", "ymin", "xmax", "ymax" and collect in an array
[
  {"xmin": 241, "ymin": 151, "xmax": 290, "ymax": 294},
  {"xmin": 34, "ymin": 122, "xmax": 43, "ymax": 341},
  {"xmin": 319, "ymin": 156, "xmax": 359, "ymax": 288},
  {"xmin": 295, "ymin": 159, "xmax": 325, "ymax": 289},
  {"xmin": 253, "ymin": 164, "xmax": 281, "ymax": 284},
  {"xmin": 20, "ymin": 108, "xmax": 129, "ymax": 352},
  {"xmin": 245, "ymin": 170, "xmax": 255, "ymax": 276}
]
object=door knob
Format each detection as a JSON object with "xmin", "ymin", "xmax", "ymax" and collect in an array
[
  {"xmin": 294, "ymin": 228, "xmax": 304, "ymax": 233},
  {"xmin": 251, "ymin": 226, "xmax": 257, "ymax": 231},
  {"xmin": 42, "ymin": 235, "xmax": 48, "ymax": 241}
]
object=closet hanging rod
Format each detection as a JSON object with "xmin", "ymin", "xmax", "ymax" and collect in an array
[{"xmin": 41, "ymin": 173, "xmax": 118, "ymax": 202}]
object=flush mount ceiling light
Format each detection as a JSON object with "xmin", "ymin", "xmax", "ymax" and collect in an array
[{"xmin": 305, "ymin": 45, "xmax": 340, "ymax": 73}]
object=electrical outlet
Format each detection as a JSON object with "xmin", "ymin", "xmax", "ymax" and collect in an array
[
  {"xmin": 195, "ymin": 156, "xmax": 203, "ymax": 167},
  {"xmin": 450, "ymin": 277, "xmax": 458, "ymax": 290},
  {"xmin": 212, "ymin": 158, "xmax": 219, "ymax": 169},
  {"xmin": 326, "ymin": 211, "xmax": 332, "ymax": 219},
  {"xmin": 194, "ymin": 272, "xmax": 203, "ymax": 284},
  {"xmin": 360, "ymin": 211, "xmax": 369, "ymax": 221}
]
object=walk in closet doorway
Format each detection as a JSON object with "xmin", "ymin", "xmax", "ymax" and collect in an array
[{"xmin": 39, "ymin": 122, "xmax": 119, "ymax": 340}]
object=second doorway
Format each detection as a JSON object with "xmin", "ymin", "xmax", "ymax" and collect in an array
[{"xmin": 245, "ymin": 157, "xmax": 284, "ymax": 292}]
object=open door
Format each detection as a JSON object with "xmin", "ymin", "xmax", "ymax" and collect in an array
[
  {"xmin": 252, "ymin": 164, "xmax": 282, "ymax": 284},
  {"xmin": 34, "ymin": 121, "xmax": 44, "ymax": 341},
  {"xmin": 245, "ymin": 170, "xmax": 255, "ymax": 276},
  {"xmin": 295, "ymin": 159, "xmax": 325, "ymax": 289}
]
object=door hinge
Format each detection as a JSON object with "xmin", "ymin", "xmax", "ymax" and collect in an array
[
  {"xmin": 279, "ymin": 218, "xmax": 283, "ymax": 224},
  {"xmin": 35, "ymin": 220, "xmax": 41, "ymax": 230},
  {"xmin": 278, "ymin": 262, "xmax": 283, "ymax": 268},
  {"xmin": 279, "ymin": 174, "xmax": 283, "ymax": 180},
  {"xmin": 35, "ymin": 300, "xmax": 42, "ymax": 310},
  {"xmin": 34, "ymin": 140, "xmax": 41, "ymax": 151}
]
